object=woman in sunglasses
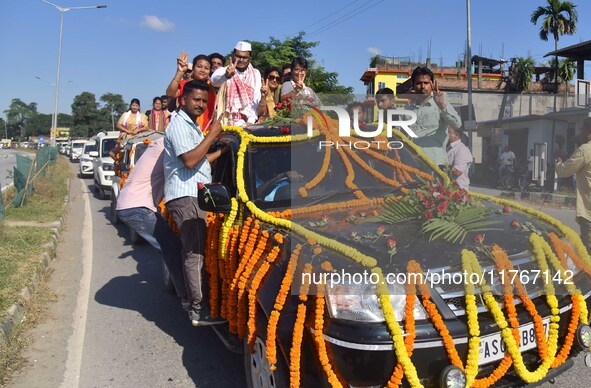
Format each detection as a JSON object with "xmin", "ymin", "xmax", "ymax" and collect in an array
[{"xmin": 256, "ymin": 66, "xmax": 282, "ymax": 121}]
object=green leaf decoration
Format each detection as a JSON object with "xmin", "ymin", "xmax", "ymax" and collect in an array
[
  {"xmin": 420, "ymin": 207, "xmax": 502, "ymax": 243},
  {"xmin": 376, "ymin": 199, "xmax": 421, "ymax": 224}
]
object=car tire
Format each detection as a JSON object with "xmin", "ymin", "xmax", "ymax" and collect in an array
[
  {"xmin": 162, "ymin": 260, "xmax": 176, "ymax": 294},
  {"xmin": 244, "ymin": 311, "xmax": 289, "ymax": 388},
  {"xmin": 110, "ymin": 196, "xmax": 119, "ymax": 224}
]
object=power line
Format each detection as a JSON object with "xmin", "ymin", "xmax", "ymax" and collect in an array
[
  {"xmin": 307, "ymin": 0, "xmax": 385, "ymax": 38},
  {"xmin": 293, "ymin": 0, "xmax": 363, "ymax": 35}
]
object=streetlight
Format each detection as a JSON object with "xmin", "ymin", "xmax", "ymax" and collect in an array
[
  {"xmin": 41, "ymin": 0, "xmax": 106, "ymax": 146},
  {"xmin": 35, "ymin": 75, "xmax": 73, "ymax": 86}
]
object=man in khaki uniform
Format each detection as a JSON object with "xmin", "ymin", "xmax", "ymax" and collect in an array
[{"xmin": 556, "ymin": 119, "xmax": 591, "ymax": 250}]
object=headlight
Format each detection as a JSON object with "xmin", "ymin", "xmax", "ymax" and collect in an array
[
  {"xmin": 325, "ymin": 282, "xmax": 427, "ymax": 323},
  {"xmin": 102, "ymin": 164, "xmax": 114, "ymax": 171}
]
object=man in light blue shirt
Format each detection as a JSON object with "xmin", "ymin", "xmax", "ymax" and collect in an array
[{"xmin": 164, "ymin": 80, "xmax": 225, "ymax": 326}]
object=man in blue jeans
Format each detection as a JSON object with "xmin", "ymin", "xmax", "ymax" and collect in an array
[{"xmin": 116, "ymin": 137, "xmax": 188, "ymax": 307}]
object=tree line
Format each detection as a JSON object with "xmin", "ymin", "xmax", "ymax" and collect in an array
[{"xmin": 1, "ymin": 33, "xmax": 353, "ymax": 141}]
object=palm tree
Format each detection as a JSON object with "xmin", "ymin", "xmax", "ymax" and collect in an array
[
  {"xmin": 512, "ymin": 57, "xmax": 536, "ymax": 92},
  {"xmin": 531, "ymin": 0, "xmax": 578, "ymax": 86},
  {"xmin": 559, "ymin": 58, "xmax": 576, "ymax": 104}
]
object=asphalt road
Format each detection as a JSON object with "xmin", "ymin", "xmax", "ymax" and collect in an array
[
  {"xmin": 5, "ymin": 166, "xmax": 591, "ymax": 387},
  {"xmin": 9, "ymin": 164, "xmax": 244, "ymax": 387}
]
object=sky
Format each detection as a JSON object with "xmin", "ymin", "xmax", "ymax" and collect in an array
[{"xmin": 2, "ymin": 0, "xmax": 591, "ymax": 119}]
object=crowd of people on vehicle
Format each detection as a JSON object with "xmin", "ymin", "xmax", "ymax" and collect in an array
[{"xmin": 113, "ymin": 40, "xmax": 475, "ymax": 326}]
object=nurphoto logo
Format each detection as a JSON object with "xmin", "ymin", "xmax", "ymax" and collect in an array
[{"xmin": 307, "ymin": 106, "xmax": 418, "ymax": 150}]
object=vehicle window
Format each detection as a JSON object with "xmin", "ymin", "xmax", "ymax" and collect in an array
[
  {"xmin": 101, "ymin": 138, "xmax": 117, "ymax": 158},
  {"xmin": 248, "ymin": 136, "xmax": 437, "ymax": 207},
  {"xmin": 133, "ymin": 144, "xmax": 148, "ymax": 164},
  {"xmin": 72, "ymin": 143, "xmax": 84, "ymax": 149}
]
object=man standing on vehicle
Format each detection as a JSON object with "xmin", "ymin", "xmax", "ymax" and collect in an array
[
  {"xmin": 408, "ymin": 67, "xmax": 462, "ymax": 166},
  {"xmin": 446, "ymin": 127, "xmax": 472, "ymax": 189},
  {"xmin": 498, "ymin": 145, "xmax": 516, "ymax": 183},
  {"xmin": 164, "ymin": 80, "xmax": 225, "ymax": 326},
  {"xmin": 116, "ymin": 137, "xmax": 188, "ymax": 308},
  {"xmin": 555, "ymin": 119, "xmax": 591, "ymax": 251},
  {"xmin": 210, "ymin": 41, "xmax": 262, "ymax": 126}
]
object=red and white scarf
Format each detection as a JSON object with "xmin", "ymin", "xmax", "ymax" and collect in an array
[{"xmin": 226, "ymin": 64, "xmax": 256, "ymax": 121}]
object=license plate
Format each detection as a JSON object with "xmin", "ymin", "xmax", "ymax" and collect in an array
[{"xmin": 478, "ymin": 318, "xmax": 550, "ymax": 365}]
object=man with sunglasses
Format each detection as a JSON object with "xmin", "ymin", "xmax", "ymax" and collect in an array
[{"xmin": 211, "ymin": 41, "xmax": 262, "ymax": 127}]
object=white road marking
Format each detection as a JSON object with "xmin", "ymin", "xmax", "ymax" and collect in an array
[{"xmin": 61, "ymin": 179, "xmax": 94, "ymax": 388}]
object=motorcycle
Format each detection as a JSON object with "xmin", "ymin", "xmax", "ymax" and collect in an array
[{"xmin": 500, "ymin": 164, "xmax": 529, "ymax": 191}]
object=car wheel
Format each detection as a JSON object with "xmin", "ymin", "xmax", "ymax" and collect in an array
[
  {"xmin": 97, "ymin": 184, "xmax": 106, "ymax": 200},
  {"xmin": 110, "ymin": 196, "xmax": 119, "ymax": 224},
  {"xmin": 162, "ymin": 260, "xmax": 176, "ymax": 294},
  {"xmin": 244, "ymin": 311, "xmax": 289, "ymax": 388}
]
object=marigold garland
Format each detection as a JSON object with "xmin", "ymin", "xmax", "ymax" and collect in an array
[
  {"xmin": 290, "ymin": 263, "xmax": 313, "ymax": 388},
  {"xmin": 312, "ymin": 284, "xmax": 343, "ymax": 387}
]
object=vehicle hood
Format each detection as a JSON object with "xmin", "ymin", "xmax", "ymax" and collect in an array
[{"xmin": 293, "ymin": 199, "xmax": 558, "ymax": 272}]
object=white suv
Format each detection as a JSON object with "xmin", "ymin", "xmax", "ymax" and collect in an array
[
  {"xmin": 78, "ymin": 140, "xmax": 97, "ymax": 177},
  {"xmin": 69, "ymin": 140, "xmax": 86, "ymax": 162},
  {"xmin": 92, "ymin": 131, "xmax": 119, "ymax": 199}
]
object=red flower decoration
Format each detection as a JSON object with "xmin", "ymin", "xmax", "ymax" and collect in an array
[
  {"xmin": 423, "ymin": 210, "xmax": 433, "ymax": 220},
  {"xmin": 197, "ymin": 182, "xmax": 205, "ymax": 190},
  {"xmin": 387, "ymin": 238, "xmax": 397, "ymax": 248},
  {"xmin": 503, "ymin": 204, "xmax": 510, "ymax": 214},
  {"xmin": 377, "ymin": 226, "xmax": 386, "ymax": 234},
  {"xmin": 275, "ymin": 102, "xmax": 284, "ymax": 109},
  {"xmin": 280, "ymin": 127, "xmax": 290, "ymax": 134},
  {"xmin": 511, "ymin": 220, "xmax": 520, "ymax": 228},
  {"xmin": 436, "ymin": 200, "xmax": 448, "ymax": 214},
  {"xmin": 423, "ymin": 199, "xmax": 434, "ymax": 208},
  {"xmin": 474, "ymin": 234, "xmax": 485, "ymax": 243}
]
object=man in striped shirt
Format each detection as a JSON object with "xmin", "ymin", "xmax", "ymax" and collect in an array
[{"xmin": 164, "ymin": 80, "xmax": 225, "ymax": 326}]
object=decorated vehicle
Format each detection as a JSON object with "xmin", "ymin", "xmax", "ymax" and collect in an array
[{"xmin": 193, "ymin": 114, "xmax": 591, "ymax": 388}]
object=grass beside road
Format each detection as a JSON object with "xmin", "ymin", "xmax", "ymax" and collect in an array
[
  {"xmin": 4, "ymin": 156, "xmax": 69, "ymax": 222},
  {"xmin": 0, "ymin": 154, "xmax": 71, "ymax": 384},
  {"xmin": 0, "ymin": 225, "xmax": 53, "ymax": 315}
]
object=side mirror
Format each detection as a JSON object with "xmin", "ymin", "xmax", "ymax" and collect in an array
[
  {"xmin": 198, "ymin": 183, "xmax": 232, "ymax": 213},
  {"xmin": 88, "ymin": 151, "xmax": 99, "ymax": 157}
]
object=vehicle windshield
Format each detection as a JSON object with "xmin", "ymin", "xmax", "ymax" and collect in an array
[
  {"xmin": 248, "ymin": 135, "xmax": 439, "ymax": 208},
  {"xmin": 83, "ymin": 143, "xmax": 97, "ymax": 154},
  {"xmin": 101, "ymin": 138, "xmax": 117, "ymax": 158},
  {"xmin": 72, "ymin": 143, "xmax": 84, "ymax": 149}
]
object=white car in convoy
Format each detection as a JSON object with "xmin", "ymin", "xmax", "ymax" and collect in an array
[
  {"xmin": 69, "ymin": 140, "xmax": 87, "ymax": 162},
  {"xmin": 92, "ymin": 131, "xmax": 119, "ymax": 199},
  {"xmin": 78, "ymin": 140, "xmax": 97, "ymax": 177}
]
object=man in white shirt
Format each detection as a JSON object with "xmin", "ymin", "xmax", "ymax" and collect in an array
[
  {"xmin": 498, "ymin": 145, "xmax": 516, "ymax": 181},
  {"xmin": 210, "ymin": 41, "xmax": 262, "ymax": 127},
  {"xmin": 446, "ymin": 127, "xmax": 472, "ymax": 189}
]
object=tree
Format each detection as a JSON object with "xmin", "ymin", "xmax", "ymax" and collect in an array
[
  {"xmin": 3, "ymin": 98, "xmax": 38, "ymax": 140},
  {"xmin": 71, "ymin": 92, "xmax": 100, "ymax": 138},
  {"xmin": 98, "ymin": 93, "xmax": 127, "ymax": 132},
  {"xmin": 25, "ymin": 113, "xmax": 52, "ymax": 137},
  {"xmin": 559, "ymin": 58, "xmax": 576, "ymax": 102},
  {"xmin": 531, "ymin": 0, "xmax": 578, "ymax": 85},
  {"xmin": 248, "ymin": 32, "xmax": 353, "ymax": 99},
  {"xmin": 511, "ymin": 57, "xmax": 536, "ymax": 92}
]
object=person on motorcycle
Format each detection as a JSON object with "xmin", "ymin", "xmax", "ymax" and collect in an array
[{"xmin": 498, "ymin": 145, "xmax": 515, "ymax": 183}]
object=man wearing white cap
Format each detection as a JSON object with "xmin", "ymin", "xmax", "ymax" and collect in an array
[{"xmin": 211, "ymin": 41, "xmax": 262, "ymax": 127}]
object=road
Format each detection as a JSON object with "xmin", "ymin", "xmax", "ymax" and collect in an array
[
  {"xmin": 8, "ymin": 163, "xmax": 244, "ymax": 388},
  {"xmin": 5, "ymin": 166, "xmax": 591, "ymax": 387}
]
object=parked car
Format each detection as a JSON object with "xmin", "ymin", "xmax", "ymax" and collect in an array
[
  {"xmin": 69, "ymin": 140, "xmax": 87, "ymax": 162},
  {"xmin": 78, "ymin": 140, "xmax": 97, "ymax": 178},
  {"xmin": 92, "ymin": 131, "xmax": 119, "ymax": 199},
  {"xmin": 110, "ymin": 131, "xmax": 164, "ymax": 227},
  {"xmin": 195, "ymin": 123, "xmax": 591, "ymax": 388}
]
